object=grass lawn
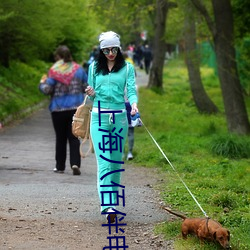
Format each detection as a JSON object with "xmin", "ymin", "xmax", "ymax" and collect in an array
[{"xmin": 129, "ymin": 58, "xmax": 250, "ymax": 250}]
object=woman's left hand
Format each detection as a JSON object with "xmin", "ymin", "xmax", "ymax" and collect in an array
[{"xmin": 131, "ymin": 103, "xmax": 138, "ymax": 116}]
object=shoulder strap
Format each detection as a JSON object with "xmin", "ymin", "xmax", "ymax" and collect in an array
[
  {"xmin": 79, "ymin": 136, "xmax": 93, "ymax": 158},
  {"xmin": 78, "ymin": 95, "xmax": 93, "ymax": 158},
  {"xmin": 92, "ymin": 61, "xmax": 95, "ymax": 88},
  {"xmin": 126, "ymin": 62, "xmax": 129, "ymax": 87},
  {"xmin": 79, "ymin": 109, "xmax": 93, "ymax": 158},
  {"xmin": 124, "ymin": 62, "xmax": 129, "ymax": 101},
  {"xmin": 83, "ymin": 94, "xmax": 88, "ymax": 105}
]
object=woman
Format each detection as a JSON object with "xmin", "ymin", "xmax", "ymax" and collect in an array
[
  {"xmin": 39, "ymin": 45, "xmax": 88, "ymax": 175},
  {"xmin": 85, "ymin": 31, "xmax": 138, "ymax": 223}
]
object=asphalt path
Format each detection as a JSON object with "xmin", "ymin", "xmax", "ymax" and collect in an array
[{"xmin": 0, "ymin": 69, "xmax": 172, "ymax": 249}]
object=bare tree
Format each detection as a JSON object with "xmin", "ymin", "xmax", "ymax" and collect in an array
[
  {"xmin": 191, "ymin": 0, "xmax": 250, "ymax": 134},
  {"xmin": 184, "ymin": 2, "xmax": 218, "ymax": 114}
]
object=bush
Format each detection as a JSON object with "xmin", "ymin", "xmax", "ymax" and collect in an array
[
  {"xmin": 0, "ymin": 60, "xmax": 49, "ymax": 123},
  {"xmin": 210, "ymin": 134, "xmax": 250, "ymax": 159},
  {"xmin": 210, "ymin": 191, "xmax": 237, "ymax": 209}
]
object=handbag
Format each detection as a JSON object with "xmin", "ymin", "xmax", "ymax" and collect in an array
[{"xmin": 72, "ymin": 95, "xmax": 93, "ymax": 158}]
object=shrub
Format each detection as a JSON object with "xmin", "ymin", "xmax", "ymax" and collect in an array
[
  {"xmin": 210, "ymin": 191, "xmax": 237, "ymax": 209},
  {"xmin": 210, "ymin": 135, "xmax": 250, "ymax": 158}
]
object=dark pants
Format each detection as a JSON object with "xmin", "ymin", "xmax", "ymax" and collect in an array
[
  {"xmin": 51, "ymin": 110, "xmax": 80, "ymax": 171},
  {"xmin": 144, "ymin": 59, "xmax": 151, "ymax": 74}
]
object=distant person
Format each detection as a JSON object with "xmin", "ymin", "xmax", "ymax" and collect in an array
[
  {"xmin": 134, "ymin": 45, "xmax": 144, "ymax": 69},
  {"xmin": 123, "ymin": 52, "xmax": 137, "ymax": 160},
  {"xmin": 143, "ymin": 44, "xmax": 152, "ymax": 74},
  {"xmin": 126, "ymin": 45, "xmax": 134, "ymax": 62},
  {"xmin": 39, "ymin": 45, "xmax": 88, "ymax": 175},
  {"xmin": 125, "ymin": 101, "xmax": 135, "ymax": 160},
  {"xmin": 87, "ymin": 46, "xmax": 99, "ymax": 71}
]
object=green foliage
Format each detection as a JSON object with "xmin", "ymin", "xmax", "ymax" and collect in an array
[
  {"xmin": 131, "ymin": 58, "xmax": 250, "ymax": 249},
  {"xmin": 165, "ymin": 3, "xmax": 184, "ymax": 44},
  {"xmin": 0, "ymin": 0, "xmax": 100, "ymax": 66},
  {"xmin": 0, "ymin": 60, "xmax": 49, "ymax": 122},
  {"xmin": 232, "ymin": 0, "xmax": 250, "ymax": 39},
  {"xmin": 210, "ymin": 134, "xmax": 250, "ymax": 159},
  {"xmin": 210, "ymin": 191, "xmax": 238, "ymax": 209},
  {"xmin": 236, "ymin": 37, "xmax": 250, "ymax": 95},
  {"xmin": 154, "ymin": 221, "xmax": 181, "ymax": 240},
  {"xmin": 92, "ymin": 0, "xmax": 155, "ymax": 45}
]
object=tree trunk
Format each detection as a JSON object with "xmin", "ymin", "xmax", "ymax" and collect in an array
[
  {"xmin": 191, "ymin": 0, "xmax": 250, "ymax": 134},
  {"xmin": 212, "ymin": 0, "xmax": 250, "ymax": 134},
  {"xmin": 184, "ymin": 4, "xmax": 218, "ymax": 114},
  {"xmin": 147, "ymin": 0, "xmax": 169, "ymax": 89}
]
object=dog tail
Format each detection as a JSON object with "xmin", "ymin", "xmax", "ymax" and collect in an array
[{"xmin": 162, "ymin": 206, "xmax": 187, "ymax": 220}]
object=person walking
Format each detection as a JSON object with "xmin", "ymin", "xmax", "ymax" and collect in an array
[
  {"xmin": 125, "ymin": 101, "xmax": 135, "ymax": 160},
  {"xmin": 85, "ymin": 31, "xmax": 138, "ymax": 223},
  {"xmin": 123, "ymin": 52, "xmax": 137, "ymax": 160},
  {"xmin": 143, "ymin": 44, "xmax": 152, "ymax": 74},
  {"xmin": 39, "ymin": 45, "xmax": 88, "ymax": 175}
]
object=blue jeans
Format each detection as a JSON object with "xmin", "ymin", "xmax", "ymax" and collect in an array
[{"xmin": 90, "ymin": 110, "xmax": 128, "ymax": 212}]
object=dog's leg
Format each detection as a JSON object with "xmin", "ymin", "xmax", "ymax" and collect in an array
[{"xmin": 181, "ymin": 231, "xmax": 188, "ymax": 240}]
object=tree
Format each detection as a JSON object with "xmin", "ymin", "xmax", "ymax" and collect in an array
[
  {"xmin": 0, "ymin": 0, "xmax": 98, "ymax": 66},
  {"xmin": 148, "ymin": 0, "xmax": 177, "ymax": 89},
  {"xmin": 191, "ymin": 0, "xmax": 250, "ymax": 134},
  {"xmin": 184, "ymin": 1, "xmax": 218, "ymax": 114},
  {"xmin": 91, "ymin": 0, "xmax": 155, "ymax": 47}
]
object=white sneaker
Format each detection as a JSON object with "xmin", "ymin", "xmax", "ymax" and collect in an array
[
  {"xmin": 106, "ymin": 208, "xmax": 117, "ymax": 223},
  {"xmin": 127, "ymin": 152, "xmax": 133, "ymax": 160},
  {"xmin": 53, "ymin": 168, "xmax": 64, "ymax": 173}
]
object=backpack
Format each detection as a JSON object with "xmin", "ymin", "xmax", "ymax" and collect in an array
[{"xmin": 72, "ymin": 95, "xmax": 93, "ymax": 158}]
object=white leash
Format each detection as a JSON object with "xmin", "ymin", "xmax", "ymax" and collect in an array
[{"xmin": 139, "ymin": 118, "xmax": 209, "ymax": 218}]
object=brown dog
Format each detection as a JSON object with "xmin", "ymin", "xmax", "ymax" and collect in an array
[{"xmin": 163, "ymin": 207, "xmax": 231, "ymax": 249}]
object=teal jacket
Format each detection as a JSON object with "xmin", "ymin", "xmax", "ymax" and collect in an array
[{"xmin": 87, "ymin": 62, "xmax": 138, "ymax": 110}]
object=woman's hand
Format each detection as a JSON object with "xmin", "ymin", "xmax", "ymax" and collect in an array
[
  {"xmin": 85, "ymin": 86, "xmax": 96, "ymax": 97},
  {"xmin": 131, "ymin": 103, "xmax": 138, "ymax": 116}
]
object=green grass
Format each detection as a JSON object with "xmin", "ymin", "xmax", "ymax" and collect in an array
[
  {"xmin": 130, "ymin": 58, "xmax": 250, "ymax": 250},
  {"xmin": 0, "ymin": 60, "xmax": 50, "ymax": 123}
]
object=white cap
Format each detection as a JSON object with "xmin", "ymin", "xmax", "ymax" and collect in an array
[{"xmin": 99, "ymin": 31, "xmax": 121, "ymax": 49}]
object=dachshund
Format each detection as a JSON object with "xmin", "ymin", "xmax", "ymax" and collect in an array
[{"xmin": 162, "ymin": 207, "xmax": 231, "ymax": 249}]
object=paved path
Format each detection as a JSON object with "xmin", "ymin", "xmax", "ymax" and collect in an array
[
  {"xmin": 135, "ymin": 68, "xmax": 149, "ymax": 88},
  {"xmin": 0, "ymin": 71, "xmax": 172, "ymax": 249}
]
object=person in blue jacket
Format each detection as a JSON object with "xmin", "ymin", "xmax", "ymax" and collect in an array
[
  {"xmin": 39, "ymin": 45, "xmax": 88, "ymax": 175},
  {"xmin": 85, "ymin": 31, "xmax": 138, "ymax": 223}
]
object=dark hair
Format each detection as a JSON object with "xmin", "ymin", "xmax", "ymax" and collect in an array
[
  {"xmin": 95, "ymin": 48, "xmax": 126, "ymax": 75},
  {"xmin": 54, "ymin": 45, "xmax": 73, "ymax": 63}
]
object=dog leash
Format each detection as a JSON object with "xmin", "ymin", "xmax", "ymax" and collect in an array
[{"xmin": 139, "ymin": 118, "xmax": 209, "ymax": 218}]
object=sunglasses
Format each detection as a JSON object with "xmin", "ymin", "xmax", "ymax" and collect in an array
[{"xmin": 102, "ymin": 47, "xmax": 119, "ymax": 55}]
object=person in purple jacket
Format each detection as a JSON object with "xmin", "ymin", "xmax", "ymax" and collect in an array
[{"xmin": 39, "ymin": 45, "xmax": 88, "ymax": 175}]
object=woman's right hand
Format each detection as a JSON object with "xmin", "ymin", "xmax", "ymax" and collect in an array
[
  {"xmin": 40, "ymin": 74, "xmax": 47, "ymax": 83},
  {"xmin": 131, "ymin": 103, "xmax": 138, "ymax": 116},
  {"xmin": 85, "ymin": 86, "xmax": 95, "ymax": 97}
]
